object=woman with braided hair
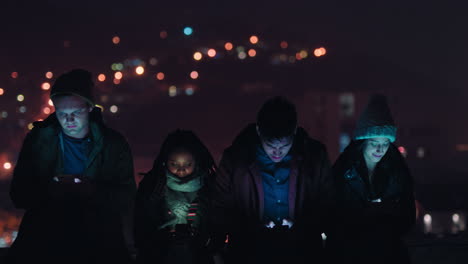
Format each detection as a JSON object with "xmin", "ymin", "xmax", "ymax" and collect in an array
[{"xmin": 135, "ymin": 130, "xmax": 216, "ymax": 264}]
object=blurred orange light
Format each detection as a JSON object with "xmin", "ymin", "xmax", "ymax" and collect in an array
[
  {"xmin": 48, "ymin": 99, "xmax": 54, "ymax": 106},
  {"xmin": 114, "ymin": 71, "xmax": 123, "ymax": 80},
  {"xmin": 225, "ymin": 42, "xmax": 233, "ymax": 51},
  {"xmin": 248, "ymin": 49, "xmax": 257, "ymax": 57},
  {"xmin": 43, "ymin": 107, "xmax": 51, "ymax": 115},
  {"xmin": 3, "ymin": 162, "xmax": 12, "ymax": 170},
  {"xmin": 207, "ymin": 49, "xmax": 216, "ymax": 57},
  {"xmin": 0, "ymin": 88, "xmax": 4, "ymax": 95},
  {"xmin": 135, "ymin": 66, "xmax": 145, "ymax": 75},
  {"xmin": 314, "ymin": 48, "xmax": 323, "ymax": 57},
  {"xmin": 45, "ymin": 71, "xmax": 53, "ymax": 79},
  {"xmin": 190, "ymin": 71, "xmax": 199, "ymax": 79},
  {"xmin": 319, "ymin": 47, "xmax": 327, "ymax": 55},
  {"xmin": 193, "ymin": 52, "xmax": 203, "ymax": 61},
  {"xmin": 41, "ymin": 82, "xmax": 51, "ymax": 91},
  {"xmin": 296, "ymin": 53, "xmax": 302, "ymax": 60},
  {"xmin": 156, "ymin": 72, "xmax": 165, "ymax": 80},
  {"xmin": 112, "ymin": 36, "xmax": 120, "ymax": 44},
  {"xmin": 11, "ymin": 72, "xmax": 18, "ymax": 79},
  {"xmin": 250, "ymin": 35, "xmax": 259, "ymax": 44},
  {"xmin": 113, "ymin": 79, "xmax": 121, "ymax": 85},
  {"xmin": 160, "ymin": 30, "xmax": 168, "ymax": 39},
  {"xmin": 280, "ymin": 41, "xmax": 288, "ymax": 49},
  {"xmin": 98, "ymin": 74, "xmax": 106, "ymax": 82}
]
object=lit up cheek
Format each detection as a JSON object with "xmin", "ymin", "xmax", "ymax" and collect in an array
[
  {"xmin": 167, "ymin": 165, "xmax": 178, "ymax": 174},
  {"xmin": 186, "ymin": 166, "xmax": 195, "ymax": 174},
  {"xmin": 383, "ymin": 147, "xmax": 389, "ymax": 154}
]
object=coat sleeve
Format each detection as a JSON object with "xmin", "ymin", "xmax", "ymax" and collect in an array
[
  {"xmin": 206, "ymin": 148, "xmax": 235, "ymax": 253},
  {"xmin": 134, "ymin": 174, "xmax": 161, "ymax": 253},
  {"xmin": 395, "ymin": 169, "xmax": 416, "ymax": 235},
  {"xmin": 99, "ymin": 138, "xmax": 137, "ymax": 253},
  {"xmin": 374, "ymin": 163, "xmax": 416, "ymax": 235},
  {"xmin": 316, "ymin": 144, "xmax": 339, "ymax": 234},
  {"xmin": 353, "ymin": 155, "xmax": 415, "ymax": 235},
  {"xmin": 9, "ymin": 131, "xmax": 47, "ymax": 209}
]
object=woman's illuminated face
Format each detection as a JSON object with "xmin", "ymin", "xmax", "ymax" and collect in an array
[
  {"xmin": 167, "ymin": 150, "xmax": 196, "ymax": 178},
  {"xmin": 363, "ymin": 137, "xmax": 390, "ymax": 166}
]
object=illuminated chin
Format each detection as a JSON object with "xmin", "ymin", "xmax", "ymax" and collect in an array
[
  {"xmin": 270, "ymin": 156, "xmax": 284, "ymax": 163},
  {"xmin": 63, "ymin": 127, "xmax": 80, "ymax": 135}
]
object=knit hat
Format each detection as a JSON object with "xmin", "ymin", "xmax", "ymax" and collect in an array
[
  {"xmin": 50, "ymin": 69, "xmax": 95, "ymax": 106},
  {"xmin": 354, "ymin": 94, "xmax": 397, "ymax": 142}
]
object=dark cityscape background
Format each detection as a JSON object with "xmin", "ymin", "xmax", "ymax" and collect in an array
[{"xmin": 1, "ymin": 0, "xmax": 468, "ymax": 262}]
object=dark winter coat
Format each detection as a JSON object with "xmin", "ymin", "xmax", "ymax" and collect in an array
[
  {"xmin": 135, "ymin": 166, "xmax": 213, "ymax": 264},
  {"xmin": 330, "ymin": 141, "xmax": 415, "ymax": 264},
  {"xmin": 208, "ymin": 124, "xmax": 337, "ymax": 264},
  {"xmin": 7, "ymin": 108, "xmax": 136, "ymax": 264}
]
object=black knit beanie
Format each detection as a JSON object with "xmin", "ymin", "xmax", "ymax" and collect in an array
[
  {"xmin": 354, "ymin": 94, "xmax": 397, "ymax": 142},
  {"xmin": 50, "ymin": 69, "xmax": 95, "ymax": 106}
]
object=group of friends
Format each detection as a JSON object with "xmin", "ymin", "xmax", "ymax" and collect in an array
[{"xmin": 5, "ymin": 69, "xmax": 416, "ymax": 264}]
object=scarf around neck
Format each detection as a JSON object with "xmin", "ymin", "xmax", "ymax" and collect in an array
[{"xmin": 166, "ymin": 170, "xmax": 203, "ymax": 193}]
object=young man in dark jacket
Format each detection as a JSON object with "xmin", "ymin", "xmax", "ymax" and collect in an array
[
  {"xmin": 6, "ymin": 69, "xmax": 136, "ymax": 264},
  {"xmin": 209, "ymin": 96, "xmax": 337, "ymax": 264}
]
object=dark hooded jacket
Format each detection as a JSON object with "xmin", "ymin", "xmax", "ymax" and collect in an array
[
  {"xmin": 331, "ymin": 141, "xmax": 415, "ymax": 264},
  {"xmin": 7, "ymin": 108, "xmax": 136, "ymax": 264},
  {"xmin": 209, "ymin": 124, "xmax": 336, "ymax": 264},
  {"xmin": 135, "ymin": 149, "xmax": 214, "ymax": 264}
]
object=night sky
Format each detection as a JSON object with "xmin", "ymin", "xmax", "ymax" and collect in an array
[{"xmin": 1, "ymin": 0, "xmax": 468, "ymax": 181}]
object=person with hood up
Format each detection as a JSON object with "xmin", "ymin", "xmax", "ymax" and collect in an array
[{"xmin": 135, "ymin": 130, "xmax": 216, "ymax": 264}]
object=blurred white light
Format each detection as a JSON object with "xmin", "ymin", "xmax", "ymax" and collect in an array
[
  {"xmin": 149, "ymin": 57, "xmax": 158, "ymax": 66},
  {"xmin": 424, "ymin": 214, "xmax": 432, "ymax": 224},
  {"xmin": 453, "ymin": 213, "xmax": 460, "ymax": 223},
  {"xmin": 321, "ymin": 233, "xmax": 327, "ymax": 241},
  {"xmin": 110, "ymin": 105, "xmax": 118, "ymax": 113},
  {"xmin": 135, "ymin": 66, "xmax": 145, "ymax": 75},
  {"xmin": 1, "ymin": 111, "xmax": 7, "ymax": 118},
  {"xmin": 19, "ymin": 106, "xmax": 27, "ymax": 113},
  {"xmin": 417, "ymin": 147, "xmax": 425, "ymax": 158},
  {"xmin": 238, "ymin": 52, "xmax": 247, "ymax": 60},
  {"xmin": 3, "ymin": 162, "xmax": 12, "ymax": 170},
  {"xmin": 169, "ymin": 86, "xmax": 177, "ymax": 97}
]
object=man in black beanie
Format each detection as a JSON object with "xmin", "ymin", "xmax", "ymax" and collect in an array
[
  {"xmin": 6, "ymin": 69, "xmax": 136, "ymax": 264},
  {"xmin": 208, "ymin": 96, "xmax": 338, "ymax": 264}
]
